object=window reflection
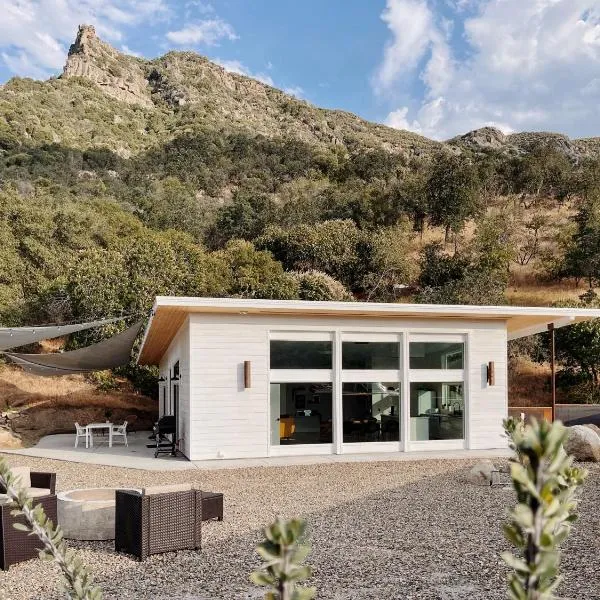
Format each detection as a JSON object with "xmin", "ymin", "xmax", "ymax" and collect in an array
[
  {"xmin": 409, "ymin": 382, "xmax": 464, "ymax": 441},
  {"xmin": 342, "ymin": 342, "xmax": 399, "ymax": 370},
  {"xmin": 270, "ymin": 341, "xmax": 332, "ymax": 369},
  {"xmin": 409, "ymin": 342, "xmax": 464, "ymax": 369},
  {"xmin": 342, "ymin": 382, "xmax": 400, "ymax": 443}
]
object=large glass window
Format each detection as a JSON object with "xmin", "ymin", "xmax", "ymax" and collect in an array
[
  {"xmin": 342, "ymin": 382, "xmax": 400, "ymax": 443},
  {"xmin": 409, "ymin": 342, "xmax": 464, "ymax": 369},
  {"xmin": 342, "ymin": 342, "xmax": 399, "ymax": 370},
  {"xmin": 270, "ymin": 341, "xmax": 332, "ymax": 369},
  {"xmin": 270, "ymin": 383, "xmax": 333, "ymax": 445},
  {"xmin": 409, "ymin": 382, "xmax": 464, "ymax": 441}
]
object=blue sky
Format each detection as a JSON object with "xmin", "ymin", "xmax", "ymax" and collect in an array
[{"xmin": 2, "ymin": 0, "xmax": 600, "ymax": 140}]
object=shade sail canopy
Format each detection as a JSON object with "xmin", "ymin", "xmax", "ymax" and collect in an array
[
  {"xmin": 0, "ymin": 317, "xmax": 124, "ymax": 351},
  {"xmin": 4, "ymin": 321, "xmax": 143, "ymax": 376}
]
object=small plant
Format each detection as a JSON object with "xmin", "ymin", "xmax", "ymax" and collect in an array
[
  {"xmin": 504, "ymin": 415, "xmax": 526, "ymax": 462},
  {"xmin": 0, "ymin": 457, "xmax": 102, "ymax": 600},
  {"xmin": 250, "ymin": 517, "xmax": 316, "ymax": 600},
  {"xmin": 502, "ymin": 418, "xmax": 587, "ymax": 600}
]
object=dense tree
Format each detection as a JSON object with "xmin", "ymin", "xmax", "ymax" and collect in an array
[
  {"xmin": 425, "ymin": 151, "xmax": 482, "ymax": 240},
  {"xmin": 210, "ymin": 190, "xmax": 277, "ymax": 247},
  {"xmin": 291, "ymin": 271, "xmax": 353, "ymax": 301},
  {"xmin": 562, "ymin": 200, "xmax": 600, "ymax": 287},
  {"xmin": 513, "ymin": 143, "xmax": 571, "ymax": 201},
  {"xmin": 257, "ymin": 220, "xmax": 370, "ymax": 289},
  {"xmin": 417, "ymin": 237, "xmax": 507, "ymax": 306},
  {"xmin": 216, "ymin": 240, "xmax": 299, "ymax": 300}
]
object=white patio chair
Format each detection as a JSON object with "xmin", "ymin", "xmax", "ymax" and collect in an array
[
  {"xmin": 74, "ymin": 422, "xmax": 89, "ymax": 449},
  {"xmin": 112, "ymin": 421, "xmax": 128, "ymax": 446}
]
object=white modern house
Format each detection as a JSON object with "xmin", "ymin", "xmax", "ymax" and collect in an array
[{"xmin": 137, "ymin": 297, "xmax": 600, "ymax": 461}]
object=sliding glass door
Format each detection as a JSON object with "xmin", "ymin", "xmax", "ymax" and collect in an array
[
  {"xmin": 269, "ymin": 334, "xmax": 334, "ymax": 448},
  {"xmin": 341, "ymin": 335, "xmax": 402, "ymax": 447},
  {"xmin": 409, "ymin": 337, "xmax": 465, "ymax": 443}
]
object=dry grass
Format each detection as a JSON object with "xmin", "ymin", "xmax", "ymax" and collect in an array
[
  {"xmin": 508, "ymin": 357, "xmax": 572, "ymax": 406},
  {"xmin": 506, "ymin": 284, "xmax": 583, "ymax": 307},
  {"xmin": 0, "ymin": 365, "xmax": 157, "ymax": 447},
  {"xmin": 0, "ymin": 365, "xmax": 154, "ymax": 411},
  {"xmin": 0, "ymin": 365, "xmax": 92, "ymax": 398}
]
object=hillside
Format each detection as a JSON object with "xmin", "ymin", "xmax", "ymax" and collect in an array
[{"xmin": 1, "ymin": 24, "xmax": 600, "ymax": 423}]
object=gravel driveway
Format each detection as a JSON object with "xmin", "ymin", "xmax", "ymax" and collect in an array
[{"xmin": 1, "ymin": 455, "xmax": 599, "ymax": 600}]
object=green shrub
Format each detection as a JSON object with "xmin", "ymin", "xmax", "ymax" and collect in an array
[
  {"xmin": 502, "ymin": 418, "xmax": 587, "ymax": 600},
  {"xmin": 251, "ymin": 518, "xmax": 316, "ymax": 600}
]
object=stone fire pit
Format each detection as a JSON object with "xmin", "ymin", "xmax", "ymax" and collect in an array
[{"xmin": 57, "ymin": 487, "xmax": 139, "ymax": 541}]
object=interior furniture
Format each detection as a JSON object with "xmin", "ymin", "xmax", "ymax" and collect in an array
[
  {"xmin": 114, "ymin": 484, "xmax": 202, "ymax": 560},
  {"xmin": 74, "ymin": 422, "xmax": 89, "ymax": 448},
  {"xmin": 279, "ymin": 417, "xmax": 295, "ymax": 440},
  {"xmin": 0, "ymin": 468, "xmax": 57, "ymax": 570},
  {"xmin": 200, "ymin": 491, "xmax": 223, "ymax": 521},
  {"xmin": 86, "ymin": 422, "xmax": 113, "ymax": 448},
  {"xmin": 111, "ymin": 421, "xmax": 128, "ymax": 447},
  {"xmin": 58, "ymin": 487, "xmax": 138, "ymax": 541}
]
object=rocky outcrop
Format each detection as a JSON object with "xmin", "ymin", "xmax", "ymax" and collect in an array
[
  {"xmin": 0, "ymin": 426, "xmax": 22, "ymax": 449},
  {"xmin": 564, "ymin": 425, "xmax": 600, "ymax": 462},
  {"xmin": 62, "ymin": 25, "xmax": 153, "ymax": 108},
  {"xmin": 450, "ymin": 127, "xmax": 508, "ymax": 151}
]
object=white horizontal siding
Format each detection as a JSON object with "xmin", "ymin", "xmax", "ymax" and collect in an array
[
  {"xmin": 188, "ymin": 318, "xmax": 268, "ymax": 460},
  {"xmin": 467, "ymin": 325, "xmax": 508, "ymax": 450},
  {"xmin": 159, "ymin": 316, "xmax": 191, "ymax": 458},
  {"xmin": 183, "ymin": 312, "xmax": 509, "ymax": 460}
]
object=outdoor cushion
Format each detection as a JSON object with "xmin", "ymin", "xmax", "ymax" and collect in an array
[
  {"xmin": 9, "ymin": 466, "xmax": 31, "ymax": 490},
  {"xmin": 27, "ymin": 487, "xmax": 52, "ymax": 498},
  {"xmin": 142, "ymin": 483, "xmax": 193, "ymax": 496}
]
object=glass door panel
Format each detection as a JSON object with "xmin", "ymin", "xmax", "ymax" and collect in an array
[
  {"xmin": 342, "ymin": 382, "xmax": 400, "ymax": 443},
  {"xmin": 270, "ymin": 383, "xmax": 333, "ymax": 445}
]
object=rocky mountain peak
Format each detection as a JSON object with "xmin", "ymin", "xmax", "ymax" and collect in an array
[
  {"xmin": 449, "ymin": 127, "xmax": 507, "ymax": 150},
  {"xmin": 62, "ymin": 24, "xmax": 153, "ymax": 108}
]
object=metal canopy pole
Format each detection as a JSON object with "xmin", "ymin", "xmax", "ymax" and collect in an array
[{"xmin": 548, "ymin": 323, "xmax": 556, "ymax": 422}]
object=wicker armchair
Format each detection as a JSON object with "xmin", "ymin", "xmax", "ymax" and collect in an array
[
  {"xmin": 0, "ymin": 471, "xmax": 57, "ymax": 570},
  {"xmin": 114, "ymin": 485, "xmax": 202, "ymax": 560}
]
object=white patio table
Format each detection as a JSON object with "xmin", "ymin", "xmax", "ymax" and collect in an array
[{"xmin": 86, "ymin": 423, "xmax": 113, "ymax": 448}]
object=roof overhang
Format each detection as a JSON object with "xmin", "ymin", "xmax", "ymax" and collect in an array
[{"xmin": 137, "ymin": 297, "xmax": 600, "ymax": 366}]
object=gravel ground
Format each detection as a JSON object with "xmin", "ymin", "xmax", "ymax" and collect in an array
[{"xmin": 0, "ymin": 454, "xmax": 599, "ymax": 600}]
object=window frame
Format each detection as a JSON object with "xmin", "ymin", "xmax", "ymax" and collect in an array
[
  {"xmin": 268, "ymin": 331, "xmax": 335, "ymax": 456},
  {"xmin": 406, "ymin": 333, "xmax": 468, "ymax": 449}
]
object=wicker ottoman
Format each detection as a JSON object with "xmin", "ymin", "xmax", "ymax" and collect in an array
[{"xmin": 201, "ymin": 492, "xmax": 223, "ymax": 521}]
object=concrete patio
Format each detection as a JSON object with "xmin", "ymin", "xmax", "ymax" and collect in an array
[{"xmin": 2, "ymin": 431, "xmax": 511, "ymax": 471}]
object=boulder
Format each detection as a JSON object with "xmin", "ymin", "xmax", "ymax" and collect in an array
[
  {"xmin": 583, "ymin": 423, "xmax": 600, "ymax": 437},
  {"xmin": 0, "ymin": 427, "xmax": 22, "ymax": 449},
  {"xmin": 467, "ymin": 460, "xmax": 496, "ymax": 485},
  {"xmin": 564, "ymin": 425, "xmax": 600, "ymax": 462}
]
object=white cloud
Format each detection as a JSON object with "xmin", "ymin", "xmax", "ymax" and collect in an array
[
  {"xmin": 283, "ymin": 86, "xmax": 305, "ymax": 98},
  {"xmin": 376, "ymin": 0, "xmax": 600, "ymax": 140},
  {"xmin": 0, "ymin": 0, "xmax": 168, "ymax": 79},
  {"xmin": 374, "ymin": 0, "xmax": 435, "ymax": 93},
  {"xmin": 213, "ymin": 58, "xmax": 273, "ymax": 86},
  {"xmin": 166, "ymin": 19, "xmax": 237, "ymax": 46},
  {"xmin": 121, "ymin": 45, "xmax": 142, "ymax": 57},
  {"xmin": 214, "ymin": 58, "xmax": 305, "ymax": 98}
]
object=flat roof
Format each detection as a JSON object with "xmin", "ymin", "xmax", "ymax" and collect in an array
[{"xmin": 137, "ymin": 297, "xmax": 600, "ymax": 365}]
